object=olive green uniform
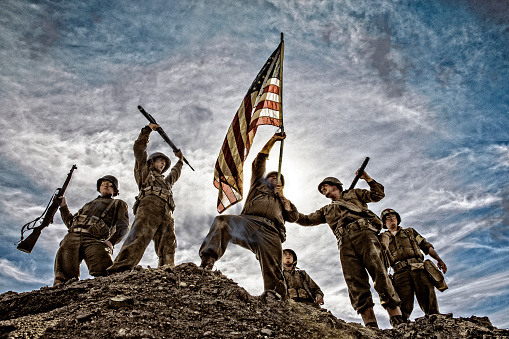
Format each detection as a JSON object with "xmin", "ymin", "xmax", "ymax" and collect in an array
[
  {"xmin": 379, "ymin": 226, "xmax": 440, "ymax": 320},
  {"xmin": 54, "ymin": 195, "xmax": 129, "ymax": 285},
  {"xmin": 284, "ymin": 268, "xmax": 323, "ymax": 306},
  {"xmin": 108, "ymin": 126, "xmax": 183, "ymax": 273},
  {"xmin": 296, "ymin": 181, "xmax": 401, "ymax": 313},
  {"xmin": 199, "ymin": 153, "xmax": 299, "ymax": 297}
]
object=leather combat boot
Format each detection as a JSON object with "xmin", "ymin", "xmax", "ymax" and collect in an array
[
  {"xmin": 200, "ymin": 255, "xmax": 216, "ymax": 270},
  {"xmin": 158, "ymin": 253, "xmax": 175, "ymax": 268},
  {"xmin": 390, "ymin": 315, "xmax": 405, "ymax": 327},
  {"xmin": 360, "ymin": 307, "xmax": 378, "ymax": 328}
]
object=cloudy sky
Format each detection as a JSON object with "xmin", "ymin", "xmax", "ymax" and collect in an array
[{"xmin": 1, "ymin": 0, "xmax": 508, "ymax": 330}]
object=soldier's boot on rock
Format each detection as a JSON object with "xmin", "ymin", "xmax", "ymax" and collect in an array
[
  {"xmin": 159, "ymin": 253, "xmax": 175, "ymax": 268},
  {"xmin": 360, "ymin": 307, "xmax": 378, "ymax": 329},
  {"xmin": 390, "ymin": 315, "xmax": 406, "ymax": 327},
  {"xmin": 200, "ymin": 254, "xmax": 216, "ymax": 270},
  {"xmin": 387, "ymin": 306, "xmax": 405, "ymax": 328},
  {"xmin": 260, "ymin": 290, "xmax": 282, "ymax": 303}
]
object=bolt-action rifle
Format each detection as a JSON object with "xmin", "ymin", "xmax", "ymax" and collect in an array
[
  {"xmin": 137, "ymin": 105, "xmax": 195, "ymax": 171},
  {"xmin": 346, "ymin": 157, "xmax": 370, "ymax": 192},
  {"xmin": 16, "ymin": 165, "xmax": 77, "ymax": 253}
]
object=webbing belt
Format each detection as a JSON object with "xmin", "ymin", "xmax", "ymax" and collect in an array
[
  {"xmin": 393, "ymin": 257, "xmax": 423, "ymax": 272},
  {"xmin": 332, "ymin": 218, "xmax": 365, "ymax": 239}
]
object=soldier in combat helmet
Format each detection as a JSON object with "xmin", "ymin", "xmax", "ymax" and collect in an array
[
  {"xmin": 379, "ymin": 208, "xmax": 449, "ymax": 322},
  {"xmin": 199, "ymin": 132, "xmax": 299, "ymax": 298},
  {"xmin": 295, "ymin": 173, "xmax": 404, "ymax": 328},
  {"xmin": 108, "ymin": 122, "xmax": 184, "ymax": 273},
  {"xmin": 54, "ymin": 175, "xmax": 129, "ymax": 285},
  {"xmin": 283, "ymin": 248, "xmax": 324, "ymax": 307}
]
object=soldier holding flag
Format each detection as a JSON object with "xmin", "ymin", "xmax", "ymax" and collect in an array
[
  {"xmin": 199, "ymin": 132, "xmax": 298, "ymax": 298},
  {"xmin": 200, "ymin": 36, "xmax": 293, "ymax": 298}
]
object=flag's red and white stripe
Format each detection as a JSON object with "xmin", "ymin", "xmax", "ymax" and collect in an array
[{"xmin": 214, "ymin": 42, "xmax": 283, "ymax": 213}]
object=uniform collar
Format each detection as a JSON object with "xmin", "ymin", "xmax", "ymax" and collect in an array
[{"xmin": 97, "ymin": 194, "xmax": 113, "ymax": 199}]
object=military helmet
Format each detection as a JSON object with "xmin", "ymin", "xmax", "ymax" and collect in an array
[
  {"xmin": 317, "ymin": 177, "xmax": 343, "ymax": 194},
  {"xmin": 148, "ymin": 152, "xmax": 171, "ymax": 173},
  {"xmin": 97, "ymin": 175, "xmax": 119, "ymax": 196},
  {"xmin": 380, "ymin": 208, "xmax": 401, "ymax": 228},
  {"xmin": 265, "ymin": 171, "xmax": 285, "ymax": 187},
  {"xmin": 283, "ymin": 248, "xmax": 297, "ymax": 266}
]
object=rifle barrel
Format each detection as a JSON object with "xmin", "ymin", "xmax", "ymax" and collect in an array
[
  {"xmin": 348, "ymin": 157, "xmax": 370, "ymax": 191},
  {"xmin": 137, "ymin": 105, "xmax": 195, "ymax": 171}
]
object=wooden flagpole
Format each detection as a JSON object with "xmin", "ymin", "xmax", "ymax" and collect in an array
[{"xmin": 277, "ymin": 32, "xmax": 285, "ymax": 186}]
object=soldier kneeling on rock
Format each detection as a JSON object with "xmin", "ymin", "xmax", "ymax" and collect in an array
[
  {"xmin": 283, "ymin": 249, "xmax": 324, "ymax": 307},
  {"xmin": 54, "ymin": 175, "xmax": 129, "ymax": 286}
]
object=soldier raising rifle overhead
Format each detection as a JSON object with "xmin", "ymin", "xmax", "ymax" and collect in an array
[
  {"xmin": 294, "ymin": 164, "xmax": 404, "ymax": 329},
  {"xmin": 107, "ymin": 122, "xmax": 184, "ymax": 273}
]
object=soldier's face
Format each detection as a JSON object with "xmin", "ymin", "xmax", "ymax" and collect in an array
[
  {"xmin": 99, "ymin": 180, "xmax": 115, "ymax": 196},
  {"xmin": 320, "ymin": 183, "xmax": 335, "ymax": 198},
  {"xmin": 266, "ymin": 174, "xmax": 278, "ymax": 189},
  {"xmin": 385, "ymin": 213, "xmax": 398, "ymax": 229},
  {"xmin": 154, "ymin": 158, "xmax": 166, "ymax": 172},
  {"xmin": 283, "ymin": 252, "xmax": 294, "ymax": 266}
]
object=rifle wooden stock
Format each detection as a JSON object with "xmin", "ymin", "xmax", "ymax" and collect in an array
[
  {"xmin": 137, "ymin": 105, "xmax": 195, "ymax": 171},
  {"xmin": 347, "ymin": 157, "xmax": 370, "ymax": 191},
  {"xmin": 16, "ymin": 165, "xmax": 77, "ymax": 253},
  {"xmin": 16, "ymin": 226, "xmax": 43, "ymax": 253}
]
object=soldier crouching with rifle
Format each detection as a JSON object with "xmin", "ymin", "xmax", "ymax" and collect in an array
[
  {"xmin": 53, "ymin": 175, "xmax": 129, "ymax": 286},
  {"xmin": 107, "ymin": 123, "xmax": 184, "ymax": 273}
]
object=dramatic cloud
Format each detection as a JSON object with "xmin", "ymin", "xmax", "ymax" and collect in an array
[{"xmin": 1, "ymin": 0, "xmax": 507, "ymax": 330}]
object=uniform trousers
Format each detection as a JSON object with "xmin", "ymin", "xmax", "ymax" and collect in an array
[
  {"xmin": 392, "ymin": 267, "xmax": 439, "ymax": 319},
  {"xmin": 339, "ymin": 228, "xmax": 401, "ymax": 312},
  {"xmin": 108, "ymin": 195, "xmax": 175, "ymax": 272},
  {"xmin": 199, "ymin": 214, "xmax": 286, "ymax": 297},
  {"xmin": 54, "ymin": 231, "xmax": 112, "ymax": 285}
]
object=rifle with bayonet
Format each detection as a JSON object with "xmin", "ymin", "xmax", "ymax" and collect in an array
[
  {"xmin": 16, "ymin": 165, "xmax": 77, "ymax": 253},
  {"xmin": 346, "ymin": 157, "xmax": 370, "ymax": 192},
  {"xmin": 137, "ymin": 105, "xmax": 195, "ymax": 171}
]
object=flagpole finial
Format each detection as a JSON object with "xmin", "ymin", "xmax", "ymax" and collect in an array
[{"xmin": 281, "ymin": 32, "xmax": 284, "ymax": 42}]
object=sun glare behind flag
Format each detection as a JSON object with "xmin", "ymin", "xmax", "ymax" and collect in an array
[{"xmin": 214, "ymin": 39, "xmax": 284, "ymax": 213}]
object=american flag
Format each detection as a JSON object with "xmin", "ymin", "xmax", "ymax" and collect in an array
[{"xmin": 214, "ymin": 41, "xmax": 284, "ymax": 213}]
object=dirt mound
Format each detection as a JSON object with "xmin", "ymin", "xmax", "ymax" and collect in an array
[{"xmin": 0, "ymin": 263, "xmax": 507, "ymax": 338}]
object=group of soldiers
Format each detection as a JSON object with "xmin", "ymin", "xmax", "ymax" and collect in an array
[{"xmin": 53, "ymin": 125, "xmax": 449, "ymax": 329}]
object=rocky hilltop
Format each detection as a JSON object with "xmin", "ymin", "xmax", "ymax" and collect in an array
[{"xmin": 0, "ymin": 263, "xmax": 507, "ymax": 338}]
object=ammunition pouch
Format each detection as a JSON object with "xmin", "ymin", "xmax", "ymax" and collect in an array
[
  {"xmin": 71, "ymin": 215, "xmax": 111, "ymax": 240},
  {"xmin": 134, "ymin": 186, "xmax": 174, "ymax": 215},
  {"xmin": 70, "ymin": 199, "xmax": 117, "ymax": 241},
  {"xmin": 424, "ymin": 259, "xmax": 448, "ymax": 292},
  {"xmin": 287, "ymin": 288, "xmax": 313, "ymax": 301}
]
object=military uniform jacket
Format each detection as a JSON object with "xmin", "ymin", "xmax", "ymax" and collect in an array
[
  {"xmin": 240, "ymin": 153, "xmax": 299, "ymax": 242},
  {"xmin": 133, "ymin": 126, "xmax": 183, "ymax": 211},
  {"xmin": 379, "ymin": 226, "xmax": 434, "ymax": 267},
  {"xmin": 284, "ymin": 267, "xmax": 324, "ymax": 301},
  {"xmin": 297, "ymin": 180, "xmax": 385, "ymax": 236},
  {"xmin": 60, "ymin": 195, "xmax": 129, "ymax": 245}
]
